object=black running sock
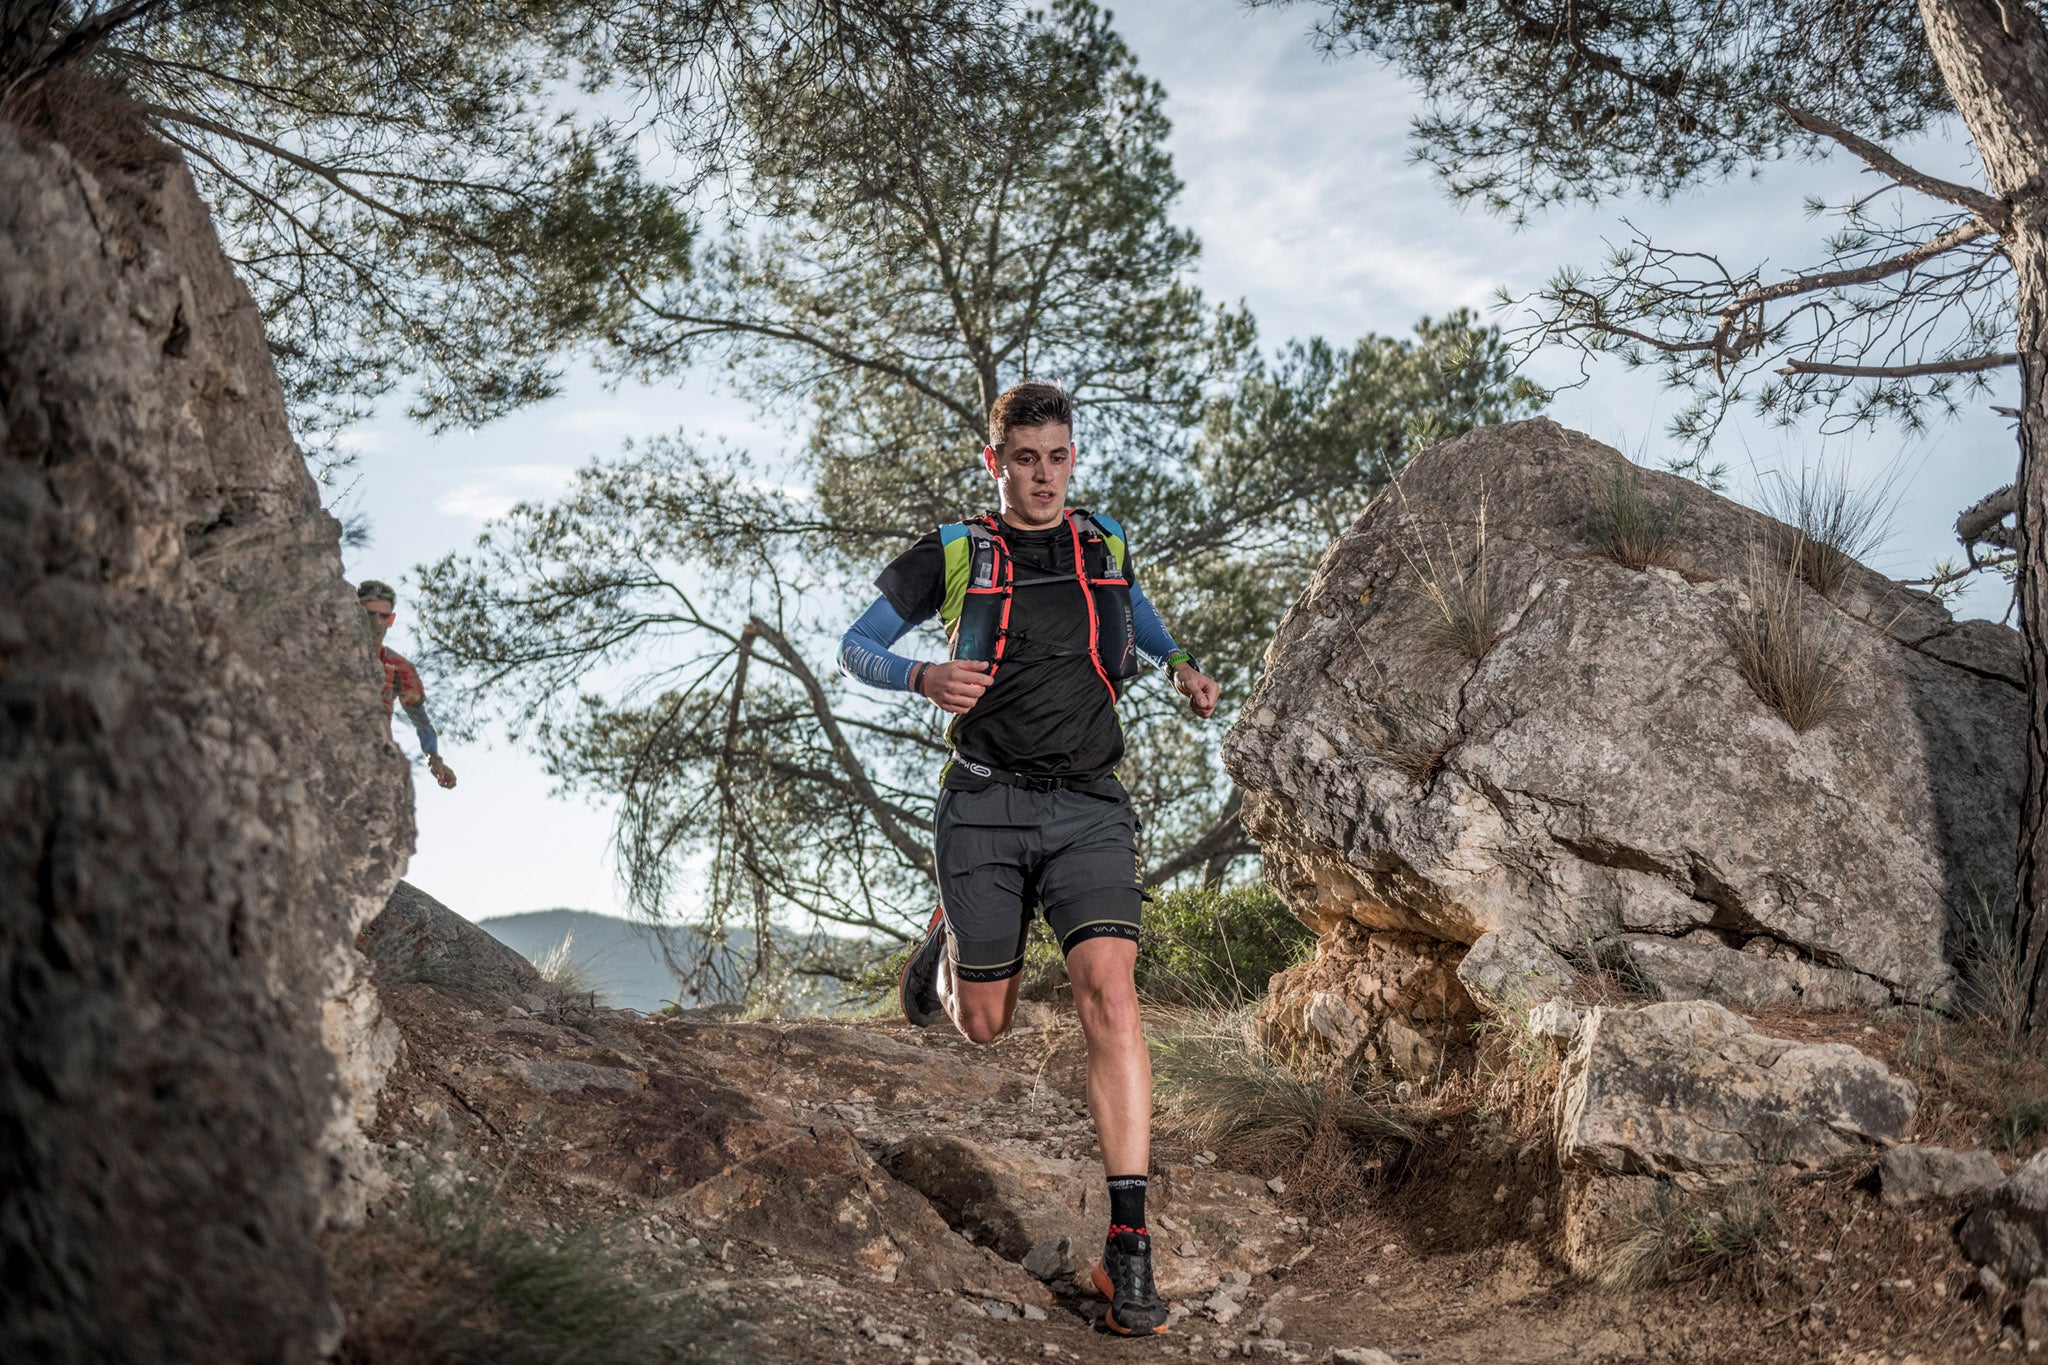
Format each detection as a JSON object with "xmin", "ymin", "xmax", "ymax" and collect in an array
[{"xmin": 1107, "ymin": 1174, "xmax": 1148, "ymax": 1236}]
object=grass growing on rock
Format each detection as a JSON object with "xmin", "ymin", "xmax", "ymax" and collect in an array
[
  {"xmin": 1402, "ymin": 491, "xmax": 1510, "ymax": 663},
  {"xmin": 532, "ymin": 932, "xmax": 601, "ymax": 1000},
  {"xmin": 1756, "ymin": 458, "xmax": 1900, "ymax": 600},
  {"xmin": 1726, "ymin": 544, "xmax": 1854, "ymax": 732},
  {"xmin": 1586, "ymin": 464, "xmax": 1687, "ymax": 571},
  {"xmin": 1364, "ymin": 685, "xmax": 1463, "ymax": 785}
]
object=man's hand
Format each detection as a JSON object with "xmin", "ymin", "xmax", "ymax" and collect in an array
[
  {"xmin": 1173, "ymin": 663, "xmax": 1220, "ymax": 719},
  {"xmin": 428, "ymin": 756, "xmax": 458, "ymax": 789},
  {"xmin": 920, "ymin": 659, "xmax": 993, "ymax": 715}
]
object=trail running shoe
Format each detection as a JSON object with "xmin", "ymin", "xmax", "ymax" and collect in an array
[
  {"xmin": 899, "ymin": 904, "xmax": 947, "ymax": 1028},
  {"xmin": 1092, "ymin": 1228, "xmax": 1170, "ymax": 1336}
]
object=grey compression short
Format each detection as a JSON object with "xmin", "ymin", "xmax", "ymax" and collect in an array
[{"xmin": 932, "ymin": 783, "xmax": 1144, "ymax": 982}]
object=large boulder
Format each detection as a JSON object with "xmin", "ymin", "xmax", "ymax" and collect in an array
[
  {"xmin": 0, "ymin": 116, "xmax": 410, "ymax": 1362},
  {"xmin": 1225, "ymin": 419, "xmax": 2022, "ymax": 1043},
  {"xmin": 1557, "ymin": 1001, "xmax": 1917, "ymax": 1180}
]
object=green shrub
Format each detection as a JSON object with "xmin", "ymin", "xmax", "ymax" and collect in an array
[{"xmin": 1135, "ymin": 884, "xmax": 1313, "ymax": 1006}]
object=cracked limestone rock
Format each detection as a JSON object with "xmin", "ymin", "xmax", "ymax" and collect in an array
[
  {"xmin": 1557, "ymin": 1000, "xmax": 1916, "ymax": 1180},
  {"xmin": 2, "ymin": 120, "xmax": 409, "ymax": 1362},
  {"xmin": 1225, "ymin": 419, "xmax": 2022, "ymax": 1036}
]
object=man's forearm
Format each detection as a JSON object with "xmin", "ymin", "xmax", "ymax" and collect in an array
[
  {"xmin": 1130, "ymin": 582, "xmax": 1183, "ymax": 668},
  {"xmin": 840, "ymin": 597, "xmax": 926, "ymax": 692},
  {"xmin": 401, "ymin": 700, "xmax": 440, "ymax": 757}
]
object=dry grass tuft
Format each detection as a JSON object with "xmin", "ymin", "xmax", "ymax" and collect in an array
[
  {"xmin": 1726, "ymin": 544, "xmax": 1853, "ymax": 732},
  {"xmin": 1149, "ymin": 1008, "xmax": 1416, "ymax": 1211},
  {"xmin": 1593, "ymin": 1177, "xmax": 1778, "ymax": 1291},
  {"xmin": 1756, "ymin": 459, "xmax": 1900, "ymax": 600},
  {"xmin": 1402, "ymin": 491, "xmax": 1509, "ymax": 663},
  {"xmin": 2, "ymin": 68, "xmax": 177, "ymax": 176},
  {"xmin": 533, "ymin": 932, "xmax": 600, "ymax": 1000},
  {"xmin": 1587, "ymin": 464, "xmax": 1687, "ymax": 571},
  {"xmin": 1956, "ymin": 884, "xmax": 2028, "ymax": 1049},
  {"xmin": 1372, "ymin": 690, "xmax": 1463, "ymax": 785}
]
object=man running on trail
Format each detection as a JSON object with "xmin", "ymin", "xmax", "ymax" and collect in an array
[
  {"xmin": 357, "ymin": 579, "xmax": 458, "ymax": 790},
  {"xmin": 838, "ymin": 381, "xmax": 1220, "ymax": 1337}
]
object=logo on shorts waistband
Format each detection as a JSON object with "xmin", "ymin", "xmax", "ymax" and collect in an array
[{"xmin": 961, "ymin": 759, "xmax": 992, "ymax": 777}]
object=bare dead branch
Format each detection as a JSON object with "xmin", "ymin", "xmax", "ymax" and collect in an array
[
  {"xmin": 746, "ymin": 616, "xmax": 935, "ymax": 877},
  {"xmin": 1958, "ymin": 483, "xmax": 2020, "ymax": 551},
  {"xmin": 1714, "ymin": 218, "xmax": 1994, "ymax": 355},
  {"xmin": 1779, "ymin": 104, "xmax": 2009, "ymax": 231},
  {"xmin": 1776, "ymin": 351, "xmax": 2017, "ymax": 378}
]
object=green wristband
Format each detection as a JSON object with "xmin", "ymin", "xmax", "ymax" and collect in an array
[{"xmin": 1165, "ymin": 650, "xmax": 1197, "ymax": 673}]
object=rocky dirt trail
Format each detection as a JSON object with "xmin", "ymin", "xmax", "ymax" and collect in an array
[{"xmin": 343, "ymin": 886, "xmax": 2039, "ymax": 1364}]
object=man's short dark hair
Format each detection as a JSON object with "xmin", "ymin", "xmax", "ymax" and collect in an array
[
  {"xmin": 987, "ymin": 381, "xmax": 1073, "ymax": 449},
  {"xmin": 355, "ymin": 579, "xmax": 397, "ymax": 604}
]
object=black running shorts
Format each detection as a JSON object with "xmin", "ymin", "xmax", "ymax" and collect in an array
[{"xmin": 932, "ymin": 783, "xmax": 1143, "ymax": 983}]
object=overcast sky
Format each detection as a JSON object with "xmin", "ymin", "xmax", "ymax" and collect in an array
[{"xmin": 338, "ymin": 1, "xmax": 2020, "ymax": 927}]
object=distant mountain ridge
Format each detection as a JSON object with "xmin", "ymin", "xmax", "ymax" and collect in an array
[
  {"xmin": 478, "ymin": 908, "xmax": 858, "ymax": 1014},
  {"xmin": 478, "ymin": 910, "xmax": 709, "ymax": 1012}
]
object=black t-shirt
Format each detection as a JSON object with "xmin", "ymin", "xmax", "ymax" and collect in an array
[{"xmin": 876, "ymin": 518, "xmax": 1139, "ymax": 783}]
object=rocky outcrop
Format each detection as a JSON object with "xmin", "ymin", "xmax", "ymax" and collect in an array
[
  {"xmin": 1257, "ymin": 922, "xmax": 1482, "ymax": 1077},
  {"xmin": 0, "ymin": 116, "xmax": 410, "ymax": 1363},
  {"xmin": 1557, "ymin": 1001, "xmax": 1917, "ymax": 1181},
  {"xmin": 1225, "ymin": 419, "xmax": 2023, "ymax": 1050}
]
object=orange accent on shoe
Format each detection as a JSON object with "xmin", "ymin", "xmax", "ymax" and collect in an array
[
  {"xmin": 1091, "ymin": 1263, "xmax": 1169, "ymax": 1336},
  {"xmin": 898, "ymin": 904, "xmax": 945, "ymax": 996}
]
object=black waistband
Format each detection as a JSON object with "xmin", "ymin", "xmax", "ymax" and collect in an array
[{"xmin": 945, "ymin": 754, "xmax": 1121, "ymax": 797}]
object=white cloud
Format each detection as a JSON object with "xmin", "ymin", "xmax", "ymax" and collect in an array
[{"xmin": 434, "ymin": 464, "xmax": 575, "ymax": 522}]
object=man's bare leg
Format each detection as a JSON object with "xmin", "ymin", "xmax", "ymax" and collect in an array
[
  {"xmin": 1063, "ymin": 937, "xmax": 1149, "ymax": 1178},
  {"xmin": 938, "ymin": 953, "xmax": 1021, "ymax": 1045}
]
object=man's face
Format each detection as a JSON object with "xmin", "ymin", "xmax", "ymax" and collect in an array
[
  {"xmin": 985, "ymin": 423, "xmax": 1074, "ymax": 530},
  {"xmin": 362, "ymin": 598, "xmax": 395, "ymax": 644}
]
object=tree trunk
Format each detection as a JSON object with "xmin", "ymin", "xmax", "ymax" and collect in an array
[{"xmin": 1919, "ymin": 0, "xmax": 2048, "ymax": 1034}]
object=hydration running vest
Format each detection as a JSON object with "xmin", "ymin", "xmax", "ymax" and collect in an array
[{"xmin": 937, "ymin": 509, "xmax": 1142, "ymax": 698}]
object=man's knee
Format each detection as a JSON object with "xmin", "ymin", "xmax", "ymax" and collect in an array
[
  {"xmin": 948, "ymin": 974, "xmax": 1017, "ymax": 1044},
  {"xmin": 1072, "ymin": 977, "xmax": 1139, "ymax": 1034},
  {"xmin": 956, "ymin": 1012, "xmax": 1009, "ymax": 1045}
]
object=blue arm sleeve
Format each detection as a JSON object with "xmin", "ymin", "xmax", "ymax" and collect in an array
[
  {"xmin": 401, "ymin": 701, "xmax": 440, "ymax": 757},
  {"xmin": 839, "ymin": 597, "xmax": 922, "ymax": 692},
  {"xmin": 1130, "ymin": 580, "xmax": 1180, "ymax": 666}
]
